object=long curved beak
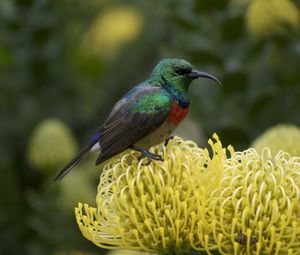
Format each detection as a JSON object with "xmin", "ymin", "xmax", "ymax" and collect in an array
[{"xmin": 188, "ymin": 69, "xmax": 222, "ymax": 85}]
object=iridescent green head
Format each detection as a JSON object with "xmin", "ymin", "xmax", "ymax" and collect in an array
[{"xmin": 149, "ymin": 58, "xmax": 221, "ymax": 91}]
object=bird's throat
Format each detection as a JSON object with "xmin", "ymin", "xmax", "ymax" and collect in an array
[
  {"xmin": 167, "ymin": 101, "xmax": 189, "ymax": 124},
  {"xmin": 160, "ymin": 76, "xmax": 190, "ymax": 108}
]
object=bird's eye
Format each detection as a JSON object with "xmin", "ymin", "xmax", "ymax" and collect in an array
[{"xmin": 173, "ymin": 67, "xmax": 192, "ymax": 76}]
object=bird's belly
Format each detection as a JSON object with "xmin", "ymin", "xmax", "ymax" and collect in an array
[{"xmin": 134, "ymin": 121, "xmax": 178, "ymax": 149}]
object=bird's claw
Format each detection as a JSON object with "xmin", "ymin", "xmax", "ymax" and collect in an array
[
  {"xmin": 130, "ymin": 146, "xmax": 163, "ymax": 165},
  {"xmin": 164, "ymin": 136, "xmax": 175, "ymax": 147},
  {"xmin": 141, "ymin": 154, "xmax": 163, "ymax": 166},
  {"xmin": 137, "ymin": 151, "xmax": 163, "ymax": 163}
]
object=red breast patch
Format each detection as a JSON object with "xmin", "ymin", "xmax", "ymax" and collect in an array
[{"xmin": 168, "ymin": 101, "xmax": 189, "ymax": 124}]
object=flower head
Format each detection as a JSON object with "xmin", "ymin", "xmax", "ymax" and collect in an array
[
  {"xmin": 194, "ymin": 148, "xmax": 300, "ymax": 254},
  {"xmin": 75, "ymin": 134, "xmax": 300, "ymax": 255},
  {"xmin": 252, "ymin": 124, "xmax": 300, "ymax": 157},
  {"xmin": 28, "ymin": 118, "xmax": 77, "ymax": 172},
  {"xmin": 60, "ymin": 167, "xmax": 97, "ymax": 209},
  {"xmin": 75, "ymin": 135, "xmax": 230, "ymax": 254},
  {"xmin": 246, "ymin": 0, "xmax": 299, "ymax": 37},
  {"xmin": 82, "ymin": 7, "xmax": 143, "ymax": 56}
]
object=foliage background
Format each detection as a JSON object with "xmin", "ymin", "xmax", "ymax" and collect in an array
[{"xmin": 1, "ymin": 0, "xmax": 300, "ymax": 254}]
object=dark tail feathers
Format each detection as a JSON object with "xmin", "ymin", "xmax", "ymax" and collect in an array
[{"xmin": 54, "ymin": 142, "xmax": 96, "ymax": 181}]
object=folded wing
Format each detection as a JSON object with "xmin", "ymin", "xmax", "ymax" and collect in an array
[{"xmin": 96, "ymin": 85, "xmax": 172, "ymax": 165}]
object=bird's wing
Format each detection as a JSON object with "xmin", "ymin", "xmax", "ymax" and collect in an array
[{"xmin": 96, "ymin": 85, "xmax": 172, "ymax": 165}]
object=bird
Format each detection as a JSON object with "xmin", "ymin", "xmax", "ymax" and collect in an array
[{"xmin": 54, "ymin": 58, "xmax": 221, "ymax": 181}]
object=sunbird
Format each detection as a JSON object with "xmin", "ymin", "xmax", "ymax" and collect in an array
[{"xmin": 55, "ymin": 58, "xmax": 220, "ymax": 180}]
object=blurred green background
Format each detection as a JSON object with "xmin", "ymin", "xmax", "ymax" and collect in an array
[{"xmin": 1, "ymin": 0, "xmax": 300, "ymax": 254}]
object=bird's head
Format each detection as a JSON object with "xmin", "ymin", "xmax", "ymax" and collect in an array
[{"xmin": 150, "ymin": 58, "xmax": 221, "ymax": 91}]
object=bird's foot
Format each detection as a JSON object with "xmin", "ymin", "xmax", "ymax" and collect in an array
[
  {"xmin": 164, "ymin": 136, "xmax": 175, "ymax": 147},
  {"xmin": 130, "ymin": 146, "xmax": 163, "ymax": 165}
]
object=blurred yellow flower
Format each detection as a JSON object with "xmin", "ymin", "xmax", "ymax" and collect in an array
[
  {"xmin": 59, "ymin": 167, "xmax": 97, "ymax": 209},
  {"xmin": 28, "ymin": 118, "xmax": 77, "ymax": 172},
  {"xmin": 82, "ymin": 7, "xmax": 143, "ymax": 56},
  {"xmin": 193, "ymin": 148, "xmax": 300, "ymax": 254},
  {"xmin": 75, "ymin": 135, "xmax": 231, "ymax": 254},
  {"xmin": 246, "ymin": 0, "xmax": 299, "ymax": 36},
  {"xmin": 252, "ymin": 124, "xmax": 300, "ymax": 157},
  {"xmin": 230, "ymin": 0, "xmax": 250, "ymax": 8}
]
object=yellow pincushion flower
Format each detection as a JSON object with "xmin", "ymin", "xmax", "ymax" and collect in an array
[
  {"xmin": 75, "ymin": 135, "xmax": 231, "ymax": 254},
  {"xmin": 75, "ymin": 134, "xmax": 300, "ymax": 254},
  {"xmin": 192, "ymin": 148, "xmax": 300, "ymax": 255},
  {"xmin": 28, "ymin": 118, "xmax": 77, "ymax": 172},
  {"xmin": 82, "ymin": 7, "xmax": 143, "ymax": 56},
  {"xmin": 246, "ymin": 0, "xmax": 299, "ymax": 37},
  {"xmin": 252, "ymin": 124, "xmax": 300, "ymax": 157}
]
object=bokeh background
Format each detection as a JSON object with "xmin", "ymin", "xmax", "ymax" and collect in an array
[{"xmin": 1, "ymin": 0, "xmax": 300, "ymax": 254}]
